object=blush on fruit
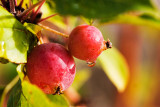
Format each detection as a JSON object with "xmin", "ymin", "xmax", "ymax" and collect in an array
[
  {"xmin": 68, "ymin": 24, "xmax": 111, "ymax": 67},
  {"xmin": 26, "ymin": 43, "xmax": 76, "ymax": 94}
]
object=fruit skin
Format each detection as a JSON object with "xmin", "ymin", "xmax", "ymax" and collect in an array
[
  {"xmin": 26, "ymin": 43, "xmax": 76, "ymax": 94},
  {"xmin": 68, "ymin": 24, "xmax": 106, "ymax": 63}
]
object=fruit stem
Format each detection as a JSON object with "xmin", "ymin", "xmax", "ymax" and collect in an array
[
  {"xmin": 38, "ymin": 23, "xmax": 69, "ymax": 38},
  {"xmin": 36, "ymin": 31, "xmax": 44, "ymax": 44}
]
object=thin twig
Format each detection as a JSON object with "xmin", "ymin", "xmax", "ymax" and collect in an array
[
  {"xmin": 9, "ymin": 0, "xmax": 16, "ymax": 13},
  {"xmin": 17, "ymin": 0, "xmax": 44, "ymax": 18},
  {"xmin": 1, "ymin": 0, "xmax": 7, "ymax": 7},
  {"xmin": 37, "ymin": 14, "xmax": 58, "ymax": 23},
  {"xmin": 14, "ymin": 0, "xmax": 17, "ymax": 6},
  {"xmin": 38, "ymin": 23, "xmax": 69, "ymax": 38},
  {"xmin": 29, "ymin": 0, "xmax": 32, "ymax": 8},
  {"xmin": 18, "ymin": 0, "xmax": 24, "ymax": 8},
  {"xmin": 31, "ymin": 0, "xmax": 45, "ymax": 22}
]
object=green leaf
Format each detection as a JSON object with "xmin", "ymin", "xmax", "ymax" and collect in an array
[
  {"xmin": 21, "ymin": 81, "xmax": 54, "ymax": 107},
  {"xmin": 53, "ymin": 0, "xmax": 153, "ymax": 20},
  {"xmin": 7, "ymin": 79, "xmax": 70, "ymax": 107},
  {"xmin": 71, "ymin": 69, "xmax": 91, "ymax": 90},
  {"xmin": 0, "ymin": 6, "xmax": 35, "ymax": 63},
  {"xmin": 101, "ymin": 7, "xmax": 160, "ymax": 30},
  {"xmin": 47, "ymin": 94, "xmax": 69, "ymax": 107},
  {"xmin": 21, "ymin": 81, "xmax": 52, "ymax": 107},
  {"xmin": 16, "ymin": 64, "xmax": 25, "ymax": 81},
  {"xmin": 24, "ymin": 23, "xmax": 42, "ymax": 35},
  {"xmin": 7, "ymin": 80, "xmax": 22, "ymax": 107},
  {"xmin": 98, "ymin": 47, "xmax": 129, "ymax": 92},
  {"xmin": 21, "ymin": 81, "xmax": 69, "ymax": 107},
  {"xmin": 0, "ymin": 63, "xmax": 17, "ymax": 87}
]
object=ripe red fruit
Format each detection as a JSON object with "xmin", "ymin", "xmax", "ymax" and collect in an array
[
  {"xmin": 68, "ymin": 24, "xmax": 111, "ymax": 66},
  {"xmin": 26, "ymin": 43, "xmax": 76, "ymax": 94}
]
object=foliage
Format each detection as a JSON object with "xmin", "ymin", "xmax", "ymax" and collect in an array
[
  {"xmin": 0, "ymin": 6, "xmax": 36, "ymax": 63},
  {"xmin": 53, "ymin": 0, "xmax": 152, "ymax": 21},
  {"xmin": 98, "ymin": 47, "xmax": 129, "ymax": 92},
  {"xmin": 0, "ymin": 0, "xmax": 159, "ymax": 106}
]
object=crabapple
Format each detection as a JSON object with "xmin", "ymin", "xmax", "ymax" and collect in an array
[
  {"xmin": 26, "ymin": 43, "xmax": 76, "ymax": 94},
  {"xmin": 68, "ymin": 24, "xmax": 111, "ymax": 66}
]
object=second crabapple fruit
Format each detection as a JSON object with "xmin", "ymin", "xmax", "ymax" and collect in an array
[
  {"xmin": 26, "ymin": 43, "xmax": 76, "ymax": 94},
  {"xmin": 68, "ymin": 24, "xmax": 111, "ymax": 66}
]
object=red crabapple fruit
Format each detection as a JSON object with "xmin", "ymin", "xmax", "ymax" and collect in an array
[
  {"xmin": 26, "ymin": 43, "xmax": 76, "ymax": 94},
  {"xmin": 68, "ymin": 24, "xmax": 112, "ymax": 66}
]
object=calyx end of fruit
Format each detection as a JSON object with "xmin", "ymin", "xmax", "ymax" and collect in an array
[
  {"xmin": 87, "ymin": 61, "xmax": 96, "ymax": 67},
  {"xmin": 53, "ymin": 86, "xmax": 63, "ymax": 95},
  {"xmin": 105, "ymin": 39, "xmax": 112, "ymax": 49}
]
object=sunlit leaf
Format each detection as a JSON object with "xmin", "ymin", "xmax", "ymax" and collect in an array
[
  {"xmin": 71, "ymin": 69, "xmax": 91, "ymax": 90},
  {"xmin": 21, "ymin": 81, "xmax": 69, "ymax": 107},
  {"xmin": 47, "ymin": 94, "xmax": 69, "ymax": 107},
  {"xmin": 21, "ymin": 81, "xmax": 53, "ymax": 107},
  {"xmin": 7, "ymin": 80, "xmax": 69, "ymax": 107},
  {"xmin": 24, "ymin": 23, "xmax": 42, "ymax": 35},
  {"xmin": 0, "ymin": 6, "xmax": 35, "ymax": 63},
  {"xmin": 98, "ymin": 47, "xmax": 129, "ymax": 92},
  {"xmin": 16, "ymin": 64, "xmax": 25, "ymax": 81}
]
